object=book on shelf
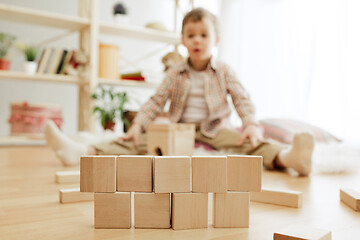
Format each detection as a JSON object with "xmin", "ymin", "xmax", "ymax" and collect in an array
[
  {"xmin": 36, "ymin": 48, "xmax": 77, "ymax": 75},
  {"xmin": 55, "ymin": 50, "xmax": 68, "ymax": 74},
  {"xmin": 46, "ymin": 48, "xmax": 64, "ymax": 74},
  {"xmin": 120, "ymin": 71, "xmax": 145, "ymax": 81},
  {"xmin": 43, "ymin": 48, "xmax": 55, "ymax": 74},
  {"xmin": 37, "ymin": 48, "xmax": 52, "ymax": 73},
  {"xmin": 58, "ymin": 51, "xmax": 73, "ymax": 74},
  {"xmin": 121, "ymin": 76, "xmax": 145, "ymax": 81}
]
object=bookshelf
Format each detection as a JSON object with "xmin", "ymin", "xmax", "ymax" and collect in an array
[{"xmin": 0, "ymin": 0, "xmax": 181, "ymax": 132}]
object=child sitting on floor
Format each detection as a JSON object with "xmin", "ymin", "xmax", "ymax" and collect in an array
[{"xmin": 45, "ymin": 8, "xmax": 314, "ymax": 176}]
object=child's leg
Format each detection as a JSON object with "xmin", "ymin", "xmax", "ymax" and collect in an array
[
  {"xmin": 44, "ymin": 121, "xmax": 89, "ymax": 166},
  {"xmin": 195, "ymin": 128, "xmax": 314, "ymax": 176},
  {"xmin": 276, "ymin": 132, "xmax": 314, "ymax": 175},
  {"xmin": 92, "ymin": 134, "xmax": 147, "ymax": 155},
  {"xmin": 44, "ymin": 121, "xmax": 148, "ymax": 166}
]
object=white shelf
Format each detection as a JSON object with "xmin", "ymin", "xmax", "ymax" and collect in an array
[
  {"xmin": 100, "ymin": 22, "xmax": 180, "ymax": 44},
  {"xmin": 0, "ymin": 3, "xmax": 90, "ymax": 30},
  {"xmin": 99, "ymin": 78, "xmax": 159, "ymax": 89},
  {"xmin": 0, "ymin": 71, "xmax": 81, "ymax": 85}
]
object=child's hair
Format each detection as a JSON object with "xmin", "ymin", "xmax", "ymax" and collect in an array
[{"xmin": 181, "ymin": 8, "xmax": 218, "ymax": 35}]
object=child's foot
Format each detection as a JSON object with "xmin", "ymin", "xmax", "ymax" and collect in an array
[
  {"xmin": 278, "ymin": 132, "xmax": 315, "ymax": 176},
  {"xmin": 44, "ymin": 121, "xmax": 87, "ymax": 166}
]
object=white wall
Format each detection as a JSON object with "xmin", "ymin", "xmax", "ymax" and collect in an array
[{"xmin": 218, "ymin": 0, "xmax": 360, "ymax": 142}]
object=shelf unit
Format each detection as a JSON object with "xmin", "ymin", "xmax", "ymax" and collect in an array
[{"xmin": 0, "ymin": 0, "xmax": 180, "ymax": 132}]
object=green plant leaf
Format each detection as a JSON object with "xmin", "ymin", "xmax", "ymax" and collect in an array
[{"xmin": 91, "ymin": 86, "xmax": 130, "ymax": 129}]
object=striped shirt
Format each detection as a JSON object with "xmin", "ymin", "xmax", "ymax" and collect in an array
[
  {"xmin": 133, "ymin": 58, "xmax": 258, "ymax": 138},
  {"xmin": 180, "ymin": 67, "xmax": 209, "ymax": 123}
]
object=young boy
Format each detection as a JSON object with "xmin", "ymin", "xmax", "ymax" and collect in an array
[{"xmin": 45, "ymin": 8, "xmax": 314, "ymax": 175}]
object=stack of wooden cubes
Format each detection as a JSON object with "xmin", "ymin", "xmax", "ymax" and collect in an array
[{"xmin": 80, "ymin": 154, "xmax": 262, "ymax": 230}]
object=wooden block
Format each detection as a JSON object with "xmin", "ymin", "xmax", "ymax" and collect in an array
[
  {"xmin": 192, "ymin": 156, "xmax": 227, "ymax": 193},
  {"xmin": 117, "ymin": 155, "xmax": 153, "ymax": 192},
  {"xmin": 213, "ymin": 192, "xmax": 249, "ymax": 228},
  {"xmin": 55, "ymin": 171, "xmax": 80, "ymax": 184},
  {"xmin": 250, "ymin": 188, "xmax": 302, "ymax": 208},
  {"xmin": 134, "ymin": 193, "xmax": 170, "ymax": 228},
  {"xmin": 227, "ymin": 155, "xmax": 262, "ymax": 192},
  {"xmin": 59, "ymin": 188, "xmax": 94, "ymax": 203},
  {"xmin": 147, "ymin": 124, "xmax": 174, "ymax": 156},
  {"xmin": 147, "ymin": 123, "xmax": 195, "ymax": 156},
  {"xmin": 274, "ymin": 226, "xmax": 331, "ymax": 240},
  {"xmin": 172, "ymin": 193, "xmax": 208, "ymax": 230},
  {"xmin": 173, "ymin": 124, "xmax": 195, "ymax": 156},
  {"xmin": 340, "ymin": 188, "xmax": 360, "ymax": 211},
  {"xmin": 94, "ymin": 192, "xmax": 131, "ymax": 229},
  {"xmin": 80, "ymin": 156, "xmax": 116, "ymax": 193},
  {"xmin": 154, "ymin": 156, "xmax": 191, "ymax": 193}
]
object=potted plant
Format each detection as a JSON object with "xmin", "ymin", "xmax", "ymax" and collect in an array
[
  {"xmin": 17, "ymin": 42, "xmax": 38, "ymax": 75},
  {"xmin": 0, "ymin": 33, "xmax": 16, "ymax": 70},
  {"xmin": 91, "ymin": 86, "xmax": 129, "ymax": 131},
  {"xmin": 113, "ymin": 2, "xmax": 129, "ymax": 25}
]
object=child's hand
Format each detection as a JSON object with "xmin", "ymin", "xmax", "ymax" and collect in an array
[
  {"xmin": 117, "ymin": 123, "xmax": 142, "ymax": 146},
  {"xmin": 239, "ymin": 124, "xmax": 264, "ymax": 148}
]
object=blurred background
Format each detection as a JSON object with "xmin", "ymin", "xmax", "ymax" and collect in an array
[{"xmin": 0, "ymin": 0, "xmax": 359, "ymax": 143}]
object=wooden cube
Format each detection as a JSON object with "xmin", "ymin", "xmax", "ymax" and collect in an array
[
  {"xmin": 55, "ymin": 171, "xmax": 80, "ymax": 184},
  {"xmin": 192, "ymin": 156, "xmax": 227, "ymax": 193},
  {"xmin": 340, "ymin": 188, "xmax": 360, "ymax": 211},
  {"xmin": 147, "ymin": 123, "xmax": 195, "ymax": 156},
  {"xmin": 154, "ymin": 156, "xmax": 191, "ymax": 193},
  {"xmin": 173, "ymin": 124, "xmax": 196, "ymax": 155},
  {"xmin": 134, "ymin": 193, "xmax": 170, "ymax": 228},
  {"xmin": 59, "ymin": 188, "xmax": 94, "ymax": 203},
  {"xmin": 227, "ymin": 155, "xmax": 262, "ymax": 192},
  {"xmin": 94, "ymin": 192, "xmax": 131, "ymax": 229},
  {"xmin": 80, "ymin": 156, "xmax": 116, "ymax": 193},
  {"xmin": 274, "ymin": 226, "xmax": 331, "ymax": 240},
  {"xmin": 117, "ymin": 155, "xmax": 153, "ymax": 192},
  {"xmin": 213, "ymin": 192, "xmax": 249, "ymax": 228},
  {"xmin": 250, "ymin": 188, "xmax": 302, "ymax": 208},
  {"xmin": 172, "ymin": 193, "xmax": 208, "ymax": 230}
]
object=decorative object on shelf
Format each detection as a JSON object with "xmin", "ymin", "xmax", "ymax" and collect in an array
[
  {"xmin": 113, "ymin": 2, "xmax": 129, "ymax": 25},
  {"xmin": 145, "ymin": 22, "xmax": 169, "ymax": 32},
  {"xmin": 17, "ymin": 42, "xmax": 39, "ymax": 75},
  {"xmin": 8, "ymin": 101, "xmax": 63, "ymax": 137},
  {"xmin": 91, "ymin": 86, "xmax": 128, "ymax": 131},
  {"xmin": 98, "ymin": 43, "xmax": 119, "ymax": 79},
  {"xmin": 161, "ymin": 51, "xmax": 183, "ymax": 71},
  {"xmin": 65, "ymin": 50, "xmax": 88, "ymax": 78},
  {"xmin": 0, "ymin": 32, "xmax": 16, "ymax": 70}
]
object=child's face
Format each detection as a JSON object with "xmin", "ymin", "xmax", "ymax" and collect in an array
[{"xmin": 182, "ymin": 18, "xmax": 219, "ymax": 63}]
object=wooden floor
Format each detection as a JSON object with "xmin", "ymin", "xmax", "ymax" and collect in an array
[{"xmin": 0, "ymin": 146, "xmax": 359, "ymax": 240}]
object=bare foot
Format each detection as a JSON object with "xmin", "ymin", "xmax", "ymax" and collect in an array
[
  {"xmin": 44, "ymin": 121, "xmax": 88, "ymax": 166},
  {"xmin": 277, "ymin": 132, "xmax": 315, "ymax": 176}
]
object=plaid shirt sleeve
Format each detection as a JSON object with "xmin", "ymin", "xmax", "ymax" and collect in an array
[
  {"xmin": 133, "ymin": 70, "xmax": 174, "ymax": 129},
  {"xmin": 224, "ymin": 65, "xmax": 259, "ymax": 126}
]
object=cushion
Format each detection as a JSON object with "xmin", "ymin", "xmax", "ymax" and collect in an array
[{"xmin": 259, "ymin": 118, "xmax": 341, "ymax": 144}]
